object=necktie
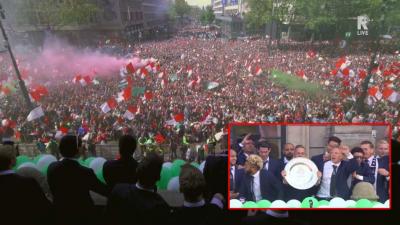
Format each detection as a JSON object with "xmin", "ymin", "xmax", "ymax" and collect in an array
[
  {"xmin": 250, "ymin": 175, "xmax": 256, "ymax": 201},
  {"xmin": 263, "ymin": 160, "xmax": 269, "ymax": 170},
  {"xmin": 330, "ymin": 165, "xmax": 338, "ymax": 197}
]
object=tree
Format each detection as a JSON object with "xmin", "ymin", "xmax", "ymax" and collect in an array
[
  {"xmin": 200, "ymin": 6, "xmax": 215, "ymax": 25},
  {"xmin": 15, "ymin": 0, "xmax": 99, "ymax": 30},
  {"xmin": 174, "ymin": 0, "xmax": 191, "ymax": 19}
]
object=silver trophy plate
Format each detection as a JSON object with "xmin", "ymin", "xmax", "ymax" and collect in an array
[{"xmin": 285, "ymin": 157, "xmax": 318, "ymax": 190}]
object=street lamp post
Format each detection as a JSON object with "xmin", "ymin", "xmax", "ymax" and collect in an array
[{"xmin": 0, "ymin": 2, "xmax": 34, "ymax": 110}]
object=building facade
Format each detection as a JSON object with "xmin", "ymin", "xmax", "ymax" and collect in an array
[{"xmin": 211, "ymin": 0, "xmax": 248, "ymax": 38}]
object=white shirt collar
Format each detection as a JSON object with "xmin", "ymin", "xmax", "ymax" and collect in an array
[
  {"xmin": 264, "ymin": 156, "xmax": 270, "ymax": 162},
  {"xmin": 368, "ymin": 155, "xmax": 375, "ymax": 161},
  {"xmin": 252, "ymin": 170, "xmax": 260, "ymax": 179},
  {"xmin": 0, "ymin": 170, "xmax": 16, "ymax": 175},
  {"xmin": 284, "ymin": 157, "xmax": 289, "ymax": 164},
  {"xmin": 136, "ymin": 183, "xmax": 155, "ymax": 192},
  {"xmin": 183, "ymin": 199, "xmax": 205, "ymax": 207}
]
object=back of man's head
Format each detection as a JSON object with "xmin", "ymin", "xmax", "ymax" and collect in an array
[
  {"xmin": 136, "ymin": 152, "xmax": 163, "ymax": 188},
  {"xmin": 59, "ymin": 135, "xmax": 81, "ymax": 158},
  {"xmin": 119, "ymin": 135, "xmax": 137, "ymax": 158},
  {"xmin": 179, "ymin": 164, "xmax": 206, "ymax": 202},
  {"xmin": 0, "ymin": 145, "xmax": 16, "ymax": 171}
]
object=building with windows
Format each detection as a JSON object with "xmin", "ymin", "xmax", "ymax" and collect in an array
[{"xmin": 211, "ymin": 0, "xmax": 248, "ymax": 38}]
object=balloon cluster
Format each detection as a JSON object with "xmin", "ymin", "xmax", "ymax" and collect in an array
[
  {"xmin": 156, "ymin": 159, "xmax": 205, "ymax": 191},
  {"xmin": 230, "ymin": 197, "xmax": 390, "ymax": 208}
]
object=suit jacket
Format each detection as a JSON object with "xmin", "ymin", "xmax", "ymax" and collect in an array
[
  {"xmin": 376, "ymin": 156, "xmax": 389, "ymax": 203},
  {"xmin": 105, "ymin": 184, "xmax": 171, "ymax": 225},
  {"xmin": 172, "ymin": 203, "xmax": 223, "ymax": 225},
  {"xmin": 0, "ymin": 173, "xmax": 51, "ymax": 225},
  {"xmin": 103, "ymin": 157, "xmax": 138, "ymax": 189},
  {"xmin": 350, "ymin": 161, "xmax": 375, "ymax": 191},
  {"xmin": 316, "ymin": 159, "xmax": 359, "ymax": 199},
  {"xmin": 230, "ymin": 167, "xmax": 245, "ymax": 192},
  {"xmin": 238, "ymin": 169, "xmax": 283, "ymax": 202},
  {"xmin": 47, "ymin": 159, "xmax": 110, "ymax": 224},
  {"xmin": 236, "ymin": 151, "xmax": 249, "ymax": 166},
  {"xmin": 263, "ymin": 158, "xmax": 283, "ymax": 180},
  {"xmin": 311, "ymin": 153, "xmax": 325, "ymax": 172}
]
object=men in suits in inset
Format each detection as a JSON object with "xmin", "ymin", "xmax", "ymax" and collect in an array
[
  {"xmin": 311, "ymin": 136, "xmax": 342, "ymax": 170},
  {"xmin": 257, "ymin": 141, "xmax": 282, "ymax": 180}
]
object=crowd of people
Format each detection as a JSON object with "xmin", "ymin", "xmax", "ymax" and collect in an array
[
  {"xmin": 1, "ymin": 31, "xmax": 400, "ymax": 153},
  {"xmin": 230, "ymin": 134, "xmax": 390, "ymax": 204}
]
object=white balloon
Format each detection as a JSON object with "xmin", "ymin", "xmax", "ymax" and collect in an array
[
  {"xmin": 319, "ymin": 205, "xmax": 330, "ymax": 208},
  {"xmin": 345, "ymin": 200, "xmax": 356, "ymax": 207},
  {"xmin": 167, "ymin": 176, "xmax": 180, "ymax": 191},
  {"xmin": 384, "ymin": 200, "xmax": 390, "ymax": 207},
  {"xmin": 373, "ymin": 203, "xmax": 386, "ymax": 208},
  {"xmin": 199, "ymin": 161, "xmax": 206, "ymax": 173},
  {"xmin": 162, "ymin": 162, "xmax": 173, "ymax": 169},
  {"xmin": 89, "ymin": 157, "xmax": 107, "ymax": 173},
  {"xmin": 230, "ymin": 199, "xmax": 243, "ymax": 208},
  {"xmin": 271, "ymin": 200, "xmax": 287, "ymax": 208},
  {"xmin": 36, "ymin": 155, "xmax": 57, "ymax": 171},
  {"xmin": 18, "ymin": 162, "xmax": 38, "ymax": 170},
  {"xmin": 329, "ymin": 197, "xmax": 346, "ymax": 208},
  {"xmin": 287, "ymin": 199, "xmax": 301, "ymax": 208}
]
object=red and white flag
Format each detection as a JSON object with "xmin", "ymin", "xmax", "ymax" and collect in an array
[
  {"xmin": 123, "ymin": 106, "xmax": 138, "ymax": 120},
  {"xmin": 255, "ymin": 66, "xmax": 263, "ymax": 76},
  {"xmin": 382, "ymin": 88, "xmax": 400, "ymax": 103},
  {"xmin": 117, "ymin": 87, "xmax": 132, "ymax": 102},
  {"xmin": 368, "ymin": 86, "xmax": 382, "ymax": 100},
  {"xmin": 100, "ymin": 98, "xmax": 118, "ymax": 113}
]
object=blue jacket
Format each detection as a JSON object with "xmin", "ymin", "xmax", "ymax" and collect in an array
[
  {"xmin": 350, "ymin": 161, "xmax": 375, "ymax": 192},
  {"xmin": 230, "ymin": 167, "xmax": 245, "ymax": 192},
  {"xmin": 376, "ymin": 156, "xmax": 389, "ymax": 203},
  {"xmin": 238, "ymin": 169, "xmax": 283, "ymax": 202},
  {"xmin": 262, "ymin": 158, "xmax": 284, "ymax": 180}
]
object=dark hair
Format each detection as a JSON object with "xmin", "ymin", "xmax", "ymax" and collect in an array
[
  {"xmin": 179, "ymin": 164, "xmax": 206, "ymax": 202},
  {"xmin": 351, "ymin": 147, "xmax": 364, "ymax": 155},
  {"xmin": 59, "ymin": 135, "xmax": 81, "ymax": 158},
  {"xmin": 295, "ymin": 145, "xmax": 305, "ymax": 150},
  {"xmin": 119, "ymin": 135, "xmax": 137, "ymax": 158},
  {"xmin": 136, "ymin": 152, "xmax": 163, "ymax": 188},
  {"xmin": 360, "ymin": 140, "xmax": 374, "ymax": 149},
  {"xmin": 328, "ymin": 136, "xmax": 342, "ymax": 145},
  {"xmin": 257, "ymin": 141, "xmax": 272, "ymax": 149}
]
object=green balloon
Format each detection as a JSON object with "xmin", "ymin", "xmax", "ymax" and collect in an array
[
  {"xmin": 14, "ymin": 155, "xmax": 32, "ymax": 170},
  {"xmin": 257, "ymin": 200, "xmax": 271, "ymax": 208},
  {"xmin": 243, "ymin": 201, "xmax": 258, "ymax": 208},
  {"xmin": 190, "ymin": 162, "xmax": 200, "ymax": 168},
  {"xmin": 84, "ymin": 157, "xmax": 96, "ymax": 167},
  {"xmin": 301, "ymin": 197, "xmax": 319, "ymax": 208},
  {"xmin": 40, "ymin": 165, "xmax": 49, "ymax": 175},
  {"xmin": 78, "ymin": 158, "xmax": 86, "ymax": 166},
  {"xmin": 171, "ymin": 159, "xmax": 186, "ymax": 177},
  {"xmin": 156, "ymin": 167, "xmax": 173, "ymax": 190},
  {"xmin": 319, "ymin": 200, "xmax": 330, "ymax": 206},
  {"xmin": 96, "ymin": 170, "xmax": 106, "ymax": 184},
  {"xmin": 356, "ymin": 199, "xmax": 373, "ymax": 208}
]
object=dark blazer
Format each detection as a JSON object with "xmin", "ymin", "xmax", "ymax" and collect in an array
[
  {"xmin": 47, "ymin": 159, "xmax": 110, "ymax": 224},
  {"xmin": 230, "ymin": 167, "xmax": 245, "ymax": 192},
  {"xmin": 311, "ymin": 153, "xmax": 325, "ymax": 172},
  {"xmin": 376, "ymin": 156, "xmax": 389, "ymax": 203},
  {"xmin": 236, "ymin": 150, "xmax": 249, "ymax": 166},
  {"xmin": 262, "ymin": 157, "xmax": 283, "ymax": 180},
  {"xmin": 105, "ymin": 184, "xmax": 171, "ymax": 225},
  {"xmin": 103, "ymin": 157, "xmax": 138, "ymax": 189},
  {"xmin": 0, "ymin": 173, "xmax": 51, "ymax": 225},
  {"xmin": 238, "ymin": 169, "xmax": 283, "ymax": 202},
  {"xmin": 317, "ymin": 159, "xmax": 359, "ymax": 199},
  {"xmin": 172, "ymin": 203, "xmax": 223, "ymax": 225},
  {"xmin": 351, "ymin": 161, "xmax": 375, "ymax": 191}
]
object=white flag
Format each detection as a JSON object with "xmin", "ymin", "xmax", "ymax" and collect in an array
[
  {"xmin": 27, "ymin": 106, "xmax": 44, "ymax": 121},
  {"xmin": 123, "ymin": 110, "xmax": 135, "ymax": 120},
  {"xmin": 100, "ymin": 102, "xmax": 111, "ymax": 113}
]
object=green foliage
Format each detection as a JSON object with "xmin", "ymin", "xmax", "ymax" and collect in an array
[
  {"xmin": 245, "ymin": 0, "xmax": 272, "ymax": 31},
  {"xmin": 174, "ymin": 0, "xmax": 191, "ymax": 18},
  {"xmin": 16, "ymin": 0, "xmax": 99, "ymax": 28},
  {"xmin": 271, "ymin": 70, "xmax": 324, "ymax": 96},
  {"xmin": 200, "ymin": 6, "xmax": 215, "ymax": 25}
]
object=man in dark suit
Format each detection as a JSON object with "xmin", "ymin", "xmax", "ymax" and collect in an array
[
  {"xmin": 316, "ymin": 147, "xmax": 359, "ymax": 200},
  {"xmin": 257, "ymin": 141, "xmax": 282, "ymax": 179},
  {"xmin": 105, "ymin": 152, "xmax": 171, "ymax": 225},
  {"xmin": 361, "ymin": 140, "xmax": 389, "ymax": 203},
  {"xmin": 47, "ymin": 135, "xmax": 110, "ymax": 224},
  {"xmin": 230, "ymin": 149, "xmax": 245, "ymax": 199},
  {"xmin": 103, "ymin": 134, "xmax": 138, "ymax": 189},
  {"xmin": 0, "ymin": 145, "xmax": 51, "ymax": 225},
  {"xmin": 236, "ymin": 134, "xmax": 257, "ymax": 166},
  {"xmin": 311, "ymin": 136, "xmax": 341, "ymax": 170},
  {"xmin": 173, "ymin": 164, "xmax": 224, "ymax": 225},
  {"xmin": 350, "ymin": 147, "xmax": 375, "ymax": 192},
  {"xmin": 238, "ymin": 154, "xmax": 283, "ymax": 202},
  {"xmin": 280, "ymin": 143, "xmax": 294, "ymax": 166}
]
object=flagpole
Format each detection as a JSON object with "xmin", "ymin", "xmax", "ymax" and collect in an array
[{"xmin": 0, "ymin": 3, "xmax": 34, "ymax": 110}]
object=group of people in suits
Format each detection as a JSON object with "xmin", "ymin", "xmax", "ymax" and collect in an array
[
  {"xmin": 230, "ymin": 134, "xmax": 390, "ymax": 204},
  {"xmin": 0, "ymin": 134, "xmax": 225, "ymax": 225}
]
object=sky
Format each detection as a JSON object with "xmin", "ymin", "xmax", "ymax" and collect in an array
[{"xmin": 186, "ymin": 0, "xmax": 211, "ymax": 7}]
